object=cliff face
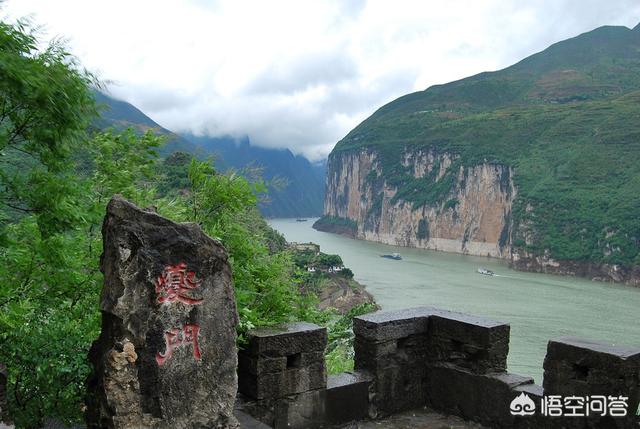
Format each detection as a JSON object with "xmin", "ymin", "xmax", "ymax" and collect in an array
[
  {"xmin": 317, "ymin": 147, "xmax": 640, "ymax": 286},
  {"xmin": 315, "ymin": 24, "xmax": 640, "ymax": 286},
  {"xmin": 511, "ymin": 251, "xmax": 640, "ymax": 287},
  {"xmin": 319, "ymin": 148, "xmax": 516, "ymax": 258}
]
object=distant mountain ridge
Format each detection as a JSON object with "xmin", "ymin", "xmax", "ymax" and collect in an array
[
  {"xmin": 93, "ymin": 91, "xmax": 325, "ymax": 218},
  {"xmin": 319, "ymin": 23, "xmax": 640, "ymax": 285},
  {"xmin": 180, "ymin": 133, "xmax": 325, "ymax": 217}
]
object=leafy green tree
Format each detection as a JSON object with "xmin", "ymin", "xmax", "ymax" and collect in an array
[
  {"xmin": 0, "ymin": 19, "xmax": 96, "ymax": 237},
  {"xmin": 0, "ymin": 17, "xmax": 364, "ymax": 429},
  {"xmin": 0, "ymin": 127, "xmax": 163, "ymax": 427},
  {"xmin": 177, "ymin": 159, "xmax": 309, "ymax": 339},
  {"xmin": 156, "ymin": 151, "xmax": 194, "ymax": 196}
]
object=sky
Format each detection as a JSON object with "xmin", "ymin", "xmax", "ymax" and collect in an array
[{"xmin": 3, "ymin": 1, "xmax": 640, "ymax": 161}]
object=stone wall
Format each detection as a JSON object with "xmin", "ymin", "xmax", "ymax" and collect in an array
[{"xmin": 239, "ymin": 307, "xmax": 640, "ymax": 429}]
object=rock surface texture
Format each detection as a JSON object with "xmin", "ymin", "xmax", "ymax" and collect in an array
[
  {"xmin": 318, "ymin": 148, "xmax": 516, "ymax": 258},
  {"xmin": 85, "ymin": 196, "xmax": 239, "ymax": 429},
  {"xmin": 317, "ymin": 147, "xmax": 640, "ymax": 285}
]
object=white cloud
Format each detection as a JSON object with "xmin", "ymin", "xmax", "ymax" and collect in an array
[{"xmin": 3, "ymin": 0, "xmax": 640, "ymax": 160}]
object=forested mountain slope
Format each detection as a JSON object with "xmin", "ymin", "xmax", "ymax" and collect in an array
[
  {"xmin": 317, "ymin": 24, "xmax": 640, "ymax": 284},
  {"xmin": 95, "ymin": 92, "xmax": 325, "ymax": 217}
]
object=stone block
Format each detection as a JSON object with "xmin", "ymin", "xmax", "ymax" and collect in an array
[
  {"xmin": 234, "ymin": 394, "xmax": 278, "ymax": 428},
  {"xmin": 324, "ymin": 371, "xmax": 371, "ymax": 426},
  {"xmin": 369, "ymin": 364, "xmax": 429, "ymax": 418},
  {"xmin": 543, "ymin": 337, "xmax": 640, "ymax": 428},
  {"xmin": 425, "ymin": 364, "xmax": 534, "ymax": 429},
  {"xmin": 239, "ymin": 323, "xmax": 327, "ymax": 400},
  {"xmin": 510, "ymin": 384, "xmax": 551, "ymax": 429},
  {"xmin": 271, "ymin": 390, "xmax": 323, "ymax": 429},
  {"xmin": 238, "ymin": 354, "xmax": 287, "ymax": 376},
  {"xmin": 544, "ymin": 337, "xmax": 640, "ymax": 395},
  {"xmin": 354, "ymin": 327, "xmax": 430, "ymax": 418},
  {"xmin": 234, "ymin": 409, "xmax": 272, "ymax": 429},
  {"xmin": 354, "ymin": 333, "xmax": 429, "ymax": 373},
  {"xmin": 249, "ymin": 371, "xmax": 371, "ymax": 429},
  {"xmin": 239, "ymin": 362, "xmax": 326, "ymax": 400},
  {"xmin": 245, "ymin": 322, "xmax": 327, "ymax": 357},
  {"xmin": 427, "ymin": 310, "xmax": 510, "ymax": 373},
  {"xmin": 353, "ymin": 307, "xmax": 435, "ymax": 342}
]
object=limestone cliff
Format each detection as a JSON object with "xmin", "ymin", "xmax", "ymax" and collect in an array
[
  {"xmin": 316, "ymin": 148, "xmax": 516, "ymax": 258},
  {"xmin": 315, "ymin": 147, "xmax": 640, "ymax": 286},
  {"xmin": 315, "ymin": 24, "xmax": 640, "ymax": 285}
]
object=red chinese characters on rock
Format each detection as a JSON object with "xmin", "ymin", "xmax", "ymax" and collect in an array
[
  {"xmin": 155, "ymin": 262, "xmax": 203, "ymax": 305},
  {"xmin": 155, "ymin": 324, "xmax": 202, "ymax": 366},
  {"xmin": 155, "ymin": 263, "xmax": 205, "ymax": 366}
]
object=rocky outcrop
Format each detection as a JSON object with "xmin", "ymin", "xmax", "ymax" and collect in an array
[
  {"xmin": 311, "ymin": 217, "xmax": 357, "ymax": 238},
  {"xmin": 86, "ymin": 196, "xmax": 239, "ymax": 429},
  {"xmin": 316, "ymin": 277, "xmax": 377, "ymax": 314},
  {"xmin": 319, "ymin": 147, "xmax": 640, "ymax": 286},
  {"xmin": 319, "ymin": 148, "xmax": 516, "ymax": 259},
  {"xmin": 511, "ymin": 250, "xmax": 640, "ymax": 286}
]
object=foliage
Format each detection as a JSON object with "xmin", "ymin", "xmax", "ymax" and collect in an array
[
  {"xmin": 0, "ymin": 19, "xmax": 97, "ymax": 237},
  {"xmin": 315, "ymin": 215, "xmax": 357, "ymax": 231},
  {"xmin": 339, "ymin": 267, "xmax": 354, "ymax": 279},
  {"xmin": 323, "ymin": 303, "xmax": 378, "ymax": 374},
  {"xmin": 0, "ymin": 126, "xmax": 163, "ymax": 427},
  {"xmin": 178, "ymin": 158, "xmax": 313, "ymax": 341},
  {"xmin": 0, "ymin": 17, "xmax": 369, "ymax": 428},
  {"xmin": 156, "ymin": 151, "xmax": 193, "ymax": 195},
  {"xmin": 1, "ymin": 126, "xmax": 325, "ymax": 427},
  {"xmin": 331, "ymin": 24, "xmax": 640, "ymax": 266}
]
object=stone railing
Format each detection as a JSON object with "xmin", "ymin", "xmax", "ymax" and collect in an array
[{"xmin": 237, "ymin": 306, "xmax": 640, "ymax": 429}]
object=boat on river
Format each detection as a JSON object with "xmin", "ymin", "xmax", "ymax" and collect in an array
[
  {"xmin": 381, "ymin": 253, "xmax": 402, "ymax": 260},
  {"xmin": 296, "ymin": 218, "xmax": 308, "ymax": 222},
  {"xmin": 477, "ymin": 268, "xmax": 495, "ymax": 276}
]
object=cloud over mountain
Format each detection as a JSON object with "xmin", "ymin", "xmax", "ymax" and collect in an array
[{"xmin": 4, "ymin": 0, "xmax": 640, "ymax": 160}]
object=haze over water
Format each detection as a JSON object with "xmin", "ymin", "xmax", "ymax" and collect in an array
[{"xmin": 270, "ymin": 218, "xmax": 640, "ymax": 384}]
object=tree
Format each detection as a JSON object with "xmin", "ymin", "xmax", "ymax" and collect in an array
[
  {"xmin": 0, "ymin": 18, "xmax": 99, "ymax": 427},
  {"xmin": 0, "ymin": 19, "xmax": 96, "ymax": 237},
  {"xmin": 0, "ymin": 17, "xmax": 364, "ymax": 428}
]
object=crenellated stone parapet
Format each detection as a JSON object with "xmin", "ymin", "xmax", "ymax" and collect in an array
[{"xmin": 239, "ymin": 307, "xmax": 640, "ymax": 429}]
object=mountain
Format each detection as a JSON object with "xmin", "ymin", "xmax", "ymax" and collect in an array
[
  {"xmin": 181, "ymin": 133, "xmax": 325, "ymax": 218},
  {"xmin": 92, "ymin": 91, "xmax": 197, "ymax": 154},
  {"xmin": 93, "ymin": 92, "xmax": 325, "ymax": 218},
  {"xmin": 316, "ymin": 24, "xmax": 640, "ymax": 285}
]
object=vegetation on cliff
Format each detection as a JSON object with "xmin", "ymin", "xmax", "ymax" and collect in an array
[
  {"xmin": 330, "ymin": 24, "xmax": 640, "ymax": 267},
  {"xmin": 313, "ymin": 215, "xmax": 358, "ymax": 237},
  {"xmin": 0, "ymin": 20, "xmax": 370, "ymax": 428},
  {"xmin": 290, "ymin": 244, "xmax": 376, "ymax": 314}
]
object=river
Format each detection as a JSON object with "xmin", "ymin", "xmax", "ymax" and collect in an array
[{"xmin": 269, "ymin": 217, "xmax": 640, "ymax": 384}]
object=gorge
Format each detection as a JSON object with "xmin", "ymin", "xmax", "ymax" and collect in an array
[{"xmin": 315, "ymin": 23, "xmax": 640, "ymax": 286}]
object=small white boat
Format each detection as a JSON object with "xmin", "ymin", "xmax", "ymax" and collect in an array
[
  {"xmin": 381, "ymin": 253, "xmax": 402, "ymax": 260},
  {"xmin": 477, "ymin": 268, "xmax": 495, "ymax": 276}
]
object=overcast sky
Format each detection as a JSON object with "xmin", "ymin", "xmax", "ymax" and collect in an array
[{"xmin": 4, "ymin": 1, "xmax": 640, "ymax": 161}]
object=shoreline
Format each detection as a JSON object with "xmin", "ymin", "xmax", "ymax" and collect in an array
[{"xmin": 312, "ymin": 219, "xmax": 640, "ymax": 288}]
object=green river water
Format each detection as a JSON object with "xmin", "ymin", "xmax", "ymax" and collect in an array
[{"xmin": 269, "ymin": 217, "xmax": 640, "ymax": 384}]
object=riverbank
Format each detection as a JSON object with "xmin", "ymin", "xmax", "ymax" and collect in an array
[
  {"xmin": 270, "ymin": 217, "xmax": 640, "ymax": 384},
  {"xmin": 289, "ymin": 241, "xmax": 377, "ymax": 314},
  {"xmin": 313, "ymin": 217, "xmax": 640, "ymax": 287}
]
